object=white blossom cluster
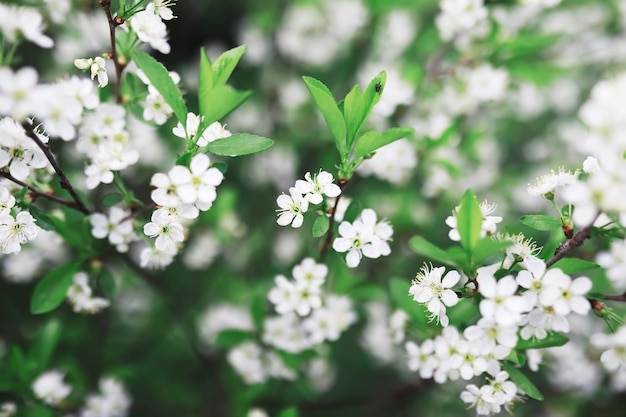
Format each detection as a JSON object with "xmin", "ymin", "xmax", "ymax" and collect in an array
[
  {"xmin": 275, "ymin": 0, "xmax": 368, "ymax": 67},
  {"xmin": 66, "ymin": 272, "xmax": 111, "ymax": 314},
  {"xmin": 0, "ymin": 183, "xmax": 37, "ymax": 255},
  {"xmin": 226, "ymin": 341, "xmax": 296, "ymax": 385},
  {"xmin": 0, "ymin": 402, "xmax": 16, "ymax": 417},
  {"xmin": 333, "ymin": 208, "xmax": 393, "ymax": 268},
  {"xmin": 357, "ymin": 138, "xmax": 418, "ymax": 184},
  {"xmin": 128, "ymin": 1, "xmax": 176, "ymax": 55},
  {"xmin": 141, "ymin": 153, "xmax": 223, "ymax": 268},
  {"xmin": 435, "ymin": 0, "xmax": 490, "ymax": 49},
  {"xmin": 263, "ymin": 294, "xmax": 357, "ymax": 354},
  {"xmin": 90, "ymin": 206, "xmax": 138, "ymax": 254},
  {"xmin": 32, "ymin": 370, "xmax": 72, "ymax": 406},
  {"xmin": 268, "ymin": 257, "xmax": 327, "ymax": 316},
  {"xmin": 558, "ymin": 73, "xmax": 626, "ymax": 227},
  {"xmin": 0, "ymin": 3, "xmax": 53, "ymax": 49},
  {"xmin": 360, "ymin": 302, "xmax": 409, "ymax": 364},
  {"xmin": 78, "ymin": 103, "xmax": 139, "ymax": 189},
  {"xmin": 276, "ymin": 170, "xmax": 341, "ymax": 228},
  {"xmin": 78, "ymin": 377, "xmax": 131, "ymax": 417},
  {"xmin": 197, "ymin": 303, "xmax": 255, "ymax": 347}
]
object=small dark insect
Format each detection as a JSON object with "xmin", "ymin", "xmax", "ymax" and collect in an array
[{"xmin": 375, "ymin": 82, "xmax": 381, "ymax": 93}]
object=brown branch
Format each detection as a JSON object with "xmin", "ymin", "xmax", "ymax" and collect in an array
[
  {"xmin": 21, "ymin": 121, "xmax": 91, "ymax": 214},
  {"xmin": 318, "ymin": 179, "xmax": 348, "ymax": 262},
  {"xmin": 0, "ymin": 171, "xmax": 85, "ymax": 211},
  {"xmin": 605, "ymin": 293, "xmax": 626, "ymax": 302},
  {"xmin": 545, "ymin": 212, "xmax": 600, "ymax": 268},
  {"xmin": 99, "ymin": 0, "xmax": 125, "ymax": 104}
]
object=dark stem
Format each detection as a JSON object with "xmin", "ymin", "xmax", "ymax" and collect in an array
[
  {"xmin": 319, "ymin": 180, "xmax": 348, "ymax": 261},
  {"xmin": 0, "ymin": 171, "xmax": 85, "ymax": 211},
  {"xmin": 21, "ymin": 121, "xmax": 91, "ymax": 214},
  {"xmin": 545, "ymin": 212, "xmax": 600, "ymax": 268},
  {"xmin": 120, "ymin": 202, "xmax": 157, "ymax": 223},
  {"xmin": 100, "ymin": 0, "xmax": 125, "ymax": 104},
  {"xmin": 605, "ymin": 293, "xmax": 626, "ymax": 302}
]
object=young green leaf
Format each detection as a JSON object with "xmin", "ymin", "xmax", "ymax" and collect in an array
[
  {"xmin": 214, "ymin": 329, "xmax": 254, "ymax": 348},
  {"xmin": 456, "ymin": 190, "xmax": 483, "ymax": 252},
  {"xmin": 409, "ymin": 235, "xmax": 458, "ymax": 267},
  {"xmin": 212, "ymin": 44, "xmax": 247, "ymax": 85},
  {"xmin": 502, "ymin": 363, "xmax": 544, "ymax": 401},
  {"xmin": 199, "ymin": 84, "xmax": 252, "ymax": 133},
  {"xmin": 515, "ymin": 331, "xmax": 569, "ymax": 350},
  {"xmin": 31, "ymin": 261, "xmax": 82, "ymax": 315},
  {"xmin": 473, "ymin": 238, "xmax": 512, "ymax": 265},
  {"xmin": 550, "ymin": 258, "xmax": 600, "ymax": 274},
  {"xmin": 302, "ymin": 76, "xmax": 346, "ymax": 155},
  {"xmin": 520, "ymin": 215, "xmax": 562, "ymax": 231},
  {"xmin": 353, "ymin": 127, "xmax": 413, "ymax": 160},
  {"xmin": 102, "ymin": 193, "xmax": 124, "ymax": 207},
  {"xmin": 130, "ymin": 50, "xmax": 188, "ymax": 124},
  {"xmin": 344, "ymin": 71, "xmax": 386, "ymax": 145},
  {"xmin": 206, "ymin": 133, "xmax": 273, "ymax": 157},
  {"xmin": 98, "ymin": 268, "xmax": 116, "ymax": 299},
  {"xmin": 28, "ymin": 320, "xmax": 62, "ymax": 370},
  {"xmin": 312, "ymin": 214, "xmax": 330, "ymax": 238},
  {"xmin": 28, "ymin": 206, "xmax": 56, "ymax": 232}
]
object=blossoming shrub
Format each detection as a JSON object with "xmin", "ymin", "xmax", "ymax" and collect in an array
[{"xmin": 1, "ymin": 0, "xmax": 626, "ymax": 417}]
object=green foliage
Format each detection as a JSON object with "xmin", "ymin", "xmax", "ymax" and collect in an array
[
  {"xmin": 520, "ymin": 215, "xmax": 562, "ymax": 232},
  {"xmin": 198, "ymin": 47, "xmax": 252, "ymax": 136},
  {"xmin": 312, "ymin": 214, "xmax": 330, "ymax": 237},
  {"xmin": 515, "ymin": 332, "xmax": 569, "ymax": 350},
  {"xmin": 131, "ymin": 50, "xmax": 188, "ymax": 123},
  {"xmin": 31, "ymin": 261, "xmax": 82, "ymax": 315},
  {"xmin": 456, "ymin": 190, "xmax": 483, "ymax": 253},
  {"xmin": 502, "ymin": 363, "xmax": 544, "ymax": 401},
  {"xmin": 206, "ymin": 133, "xmax": 274, "ymax": 157},
  {"xmin": 550, "ymin": 258, "xmax": 600, "ymax": 274}
]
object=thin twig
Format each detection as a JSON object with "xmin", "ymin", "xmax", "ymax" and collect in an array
[
  {"xmin": 0, "ymin": 171, "xmax": 84, "ymax": 210},
  {"xmin": 605, "ymin": 293, "xmax": 626, "ymax": 302},
  {"xmin": 545, "ymin": 212, "xmax": 600, "ymax": 268},
  {"xmin": 100, "ymin": 0, "xmax": 125, "ymax": 104},
  {"xmin": 319, "ymin": 180, "xmax": 348, "ymax": 261},
  {"xmin": 21, "ymin": 121, "xmax": 91, "ymax": 214}
]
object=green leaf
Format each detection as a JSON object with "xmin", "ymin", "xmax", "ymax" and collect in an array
[
  {"xmin": 550, "ymin": 258, "xmax": 600, "ymax": 274},
  {"xmin": 302, "ymin": 76, "xmax": 346, "ymax": 155},
  {"xmin": 409, "ymin": 236, "xmax": 457, "ymax": 267},
  {"xmin": 28, "ymin": 320, "xmax": 61, "ymax": 370},
  {"xmin": 28, "ymin": 206, "xmax": 56, "ymax": 231},
  {"xmin": 342, "ymin": 200, "xmax": 362, "ymax": 223},
  {"xmin": 473, "ymin": 238, "xmax": 512, "ymax": 265},
  {"xmin": 389, "ymin": 277, "xmax": 427, "ymax": 326},
  {"xmin": 130, "ymin": 50, "xmax": 187, "ymax": 123},
  {"xmin": 520, "ymin": 215, "xmax": 562, "ymax": 231},
  {"xmin": 212, "ymin": 45, "xmax": 247, "ymax": 85},
  {"xmin": 98, "ymin": 269, "xmax": 116, "ymax": 299},
  {"xmin": 502, "ymin": 363, "xmax": 544, "ymax": 401},
  {"xmin": 175, "ymin": 150, "xmax": 194, "ymax": 166},
  {"xmin": 102, "ymin": 193, "xmax": 124, "ymax": 207},
  {"xmin": 347, "ymin": 284, "xmax": 387, "ymax": 301},
  {"xmin": 353, "ymin": 127, "xmax": 413, "ymax": 160},
  {"xmin": 516, "ymin": 332, "xmax": 569, "ymax": 350},
  {"xmin": 250, "ymin": 292, "xmax": 266, "ymax": 329},
  {"xmin": 344, "ymin": 71, "xmax": 386, "ymax": 145},
  {"xmin": 31, "ymin": 262, "xmax": 82, "ymax": 315},
  {"xmin": 214, "ymin": 329, "xmax": 254, "ymax": 348},
  {"xmin": 198, "ymin": 84, "xmax": 252, "ymax": 133},
  {"xmin": 456, "ymin": 190, "xmax": 483, "ymax": 252},
  {"xmin": 447, "ymin": 298, "xmax": 479, "ymax": 327},
  {"xmin": 277, "ymin": 407, "xmax": 298, "ymax": 417},
  {"xmin": 206, "ymin": 133, "xmax": 273, "ymax": 157},
  {"xmin": 312, "ymin": 214, "xmax": 330, "ymax": 238}
]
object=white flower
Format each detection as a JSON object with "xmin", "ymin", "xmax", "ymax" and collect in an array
[
  {"xmin": 199, "ymin": 121, "xmax": 231, "ymax": 147},
  {"xmin": 66, "ymin": 272, "xmax": 110, "ymax": 314},
  {"xmin": 460, "ymin": 384, "xmax": 499, "ymax": 416},
  {"xmin": 501, "ymin": 233, "xmax": 544, "ymax": 277},
  {"xmin": 79, "ymin": 377, "xmax": 131, "ymax": 417},
  {"xmin": 32, "ymin": 370, "xmax": 71, "ymax": 405},
  {"xmin": 143, "ymin": 211, "xmax": 184, "ymax": 253},
  {"xmin": 292, "ymin": 257, "xmax": 327, "ymax": 287},
  {"xmin": 543, "ymin": 270, "xmax": 592, "ymax": 316},
  {"xmin": 332, "ymin": 208, "xmax": 392, "ymax": 267},
  {"xmin": 268, "ymin": 275, "xmax": 296, "ymax": 315},
  {"xmin": 527, "ymin": 167, "xmax": 578, "ymax": 197},
  {"xmin": 477, "ymin": 268, "xmax": 529, "ymax": 326},
  {"xmin": 90, "ymin": 207, "xmax": 138, "ymax": 253},
  {"xmin": 592, "ymin": 325, "xmax": 626, "ymax": 372},
  {"xmin": 0, "ymin": 211, "xmax": 38, "ymax": 254},
  {"xmin": 0, "ymin": 5, "xmax": 53, "ymax": 48},
  {"xmin": 597, "ymin": 238, "xmax": 626, "ymax": 291},
  {"xmin": 294, "ymin": 170, "xmax": 341, "ymax": 204},
  {"xmin": 405, "ymin": 339, "xmax": 438, "ymax": 379},
  {"xmin": 0, "ymin": 67, "xmax": 40, "ymax": 120},
  {"xmin": 0, "ymin": 186, "xmax": 16, "ymax": 215},
  {"xmin": 128, "ymin": 4, "xmax": 171, "ymax": 54},
  {"xmin": 75, "ymin": 56, "xmax": 109, "ymax": 88},
  {"xmin": 276, "ymin": 187, "xmax": 308, "ymax": 228},
  {"xmin": 409, "ymin": 264, "xmax": 460, "ymax": 326}
]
